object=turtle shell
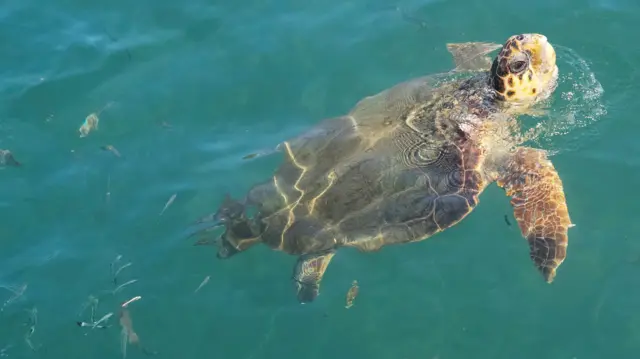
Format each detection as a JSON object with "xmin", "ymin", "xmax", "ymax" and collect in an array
[{"xmin": 244, "ymin": 75, "xmax": 489, "ymax": 255}]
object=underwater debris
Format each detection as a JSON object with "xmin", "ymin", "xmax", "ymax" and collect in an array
[
  {"xmin": 119, "ymin": 296, "xmax": 157, "ymax": 358},
  {"xmin": 345, "ymin": 280, "xmax": 359, "ymax": 309},
  {"xmin": 79, "ymin": 113, "xmax": 99, "ymax": 137},
  {"xmin": 79, "ymin": 102, "xmax": 114, "ymax": 138}
]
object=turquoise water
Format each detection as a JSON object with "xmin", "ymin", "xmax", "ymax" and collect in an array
[{"xmin": 0, "ymin": 0, "xmax": 639, "ymax": 357}]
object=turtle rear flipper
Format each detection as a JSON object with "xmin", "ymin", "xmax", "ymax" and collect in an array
[
  {"xmin": 190, "ymin": 219, "xmax": 261, "ymax": 258},
  {"xmin": 193, "ymin": 193, "xmax": 246, "ymax": 226},
  {"xmin": 216, "ymin": 220, "xmax": 262, "ymax": 259},
  {"xmin": 188, "ymin": 193, "xmax": 245, "ymax": 244},
  {"xmin": 190, "ymin": 193, "xmax": 263, "ymax": 257},
  {"xmin": 292, "ymin": 250, "xmax": 336, "ymax": 304},
  {"xmin": 446, "ymin": 41, "xmax": 502, "ymax": 72},
  {"xmin": 497, "ymin": 146, "xmax": 573, "ymax": 283}
]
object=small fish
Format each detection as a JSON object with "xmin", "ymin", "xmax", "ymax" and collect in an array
[
  {"xmin": 111, "ymin": 279, "xmax": 138, "ymax": 294},
  {"xmin": 113, "ymin": 262, "xmax": 132, "ymax": 285},
  {"xmin": 24, "ymin": 325, "xmax": 37, "ymax": 351},
  {"xmin": 77, "ymin": 294, "xmax": 99, "ymax": 322},
  {"xmin": 76, "ymin": 321, "xmax": 108, "ymax": 329},
  {"xmin": 89, "ymin": 297, "xmax": 98, "ymax": 323},
  {"xmin": 121, "ymin": 296, "xmax": 142, "ymax": 308},
  {"xmin": 79, "ymin": 113, "xmax": 99, "ymax": 138},
  {"xmin": 0, "ymin": 149, "xmax": 20, "ymax": 167},
  {"xmin": 110, "ymin": 255, "xmax": 123, "ymax": 276},
  {"xmin": 345, "ymin": 280, "xmax": 359, "ymax": 309},
  {"xmin": 194, "ymin": 276, "xmax": 210, "ymax": 293},
  {"xmin": 1, "ymin": 283, "xmax": 27, "ymax": 309},
  {"xmin": 0, "ymin": 344, "xmax": 13, "ymax": 357},
  {"xmin": 25, "ymin": 307, "xmax": 37, "ymax": 326},
  {"xmin": 23, "ymin": 308, "xmax": 40, "ymax": 351},
  {"xmin": 101, "ymin": 145, "xmax": 122, "ymax": 157},
  {"xmin": 159, "ymin": 194, "xmax": 177, "ymax": 216},
  {"xmin": 504, "ymin": 214, "xmax": 512, "ymax": 226},
  {"xmin": 92, "ymin": 312, "xmax": 114, "ymax": 329},
  {"xmin": 0, "ymin": 284, "xmax": 27, "ymax": 296}
]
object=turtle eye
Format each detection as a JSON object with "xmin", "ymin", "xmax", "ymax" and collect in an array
[{"xmin": 509, "ymin": 60, "xmax": 527, "ymax": 73}]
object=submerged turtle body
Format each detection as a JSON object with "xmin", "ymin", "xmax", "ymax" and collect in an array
[{"xmin": 192, "ymin": 33, "xmax": 573, "ymax": 303}]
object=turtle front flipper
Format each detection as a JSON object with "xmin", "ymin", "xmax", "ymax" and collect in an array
[
  {"xmin": 446, "ymin": 42, "xmax": 502, "ymax": 72},
  {"xmin": 497, "ymin": 147, "xmax": 573, "ymax": 283},
  {"xmin": 292, "ymin": 250, "xmax": 336, "ymax": 304}
]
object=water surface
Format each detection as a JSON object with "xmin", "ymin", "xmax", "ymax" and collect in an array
[{"xmin": 1, "ymin": 0, "xmax": 639, "ymax": 358}]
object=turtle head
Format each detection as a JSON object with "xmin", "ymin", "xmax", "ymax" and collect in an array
[{"xmin": 490, "ymin": 34, "xmax": 558, "ymax": 108}]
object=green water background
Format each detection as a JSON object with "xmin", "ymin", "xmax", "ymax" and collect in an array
[{"xmin": 1, "ymin": 0, "xmax": 639, "ymax": 358}]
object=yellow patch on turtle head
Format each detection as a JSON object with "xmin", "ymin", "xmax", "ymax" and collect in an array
[{"xmin": 490, "ymin": 34, "xmax": 558, "ymax": 108}]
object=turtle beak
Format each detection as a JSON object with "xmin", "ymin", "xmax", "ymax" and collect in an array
[
  {"xmin": 523, "ymin": 34, "xmax": 556, "ymax": 75},
  {"xmin": 536, "ymin": 35, "xmax": 559, "ymax": 96},
  {"xmin": 537, "ymin": 35, "xmax": 556, "ymax": 75}
]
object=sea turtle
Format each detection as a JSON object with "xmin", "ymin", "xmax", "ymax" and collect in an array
[{"xmin": 191, "ymin": 33, "xmax": 573, "ymax": 303}]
